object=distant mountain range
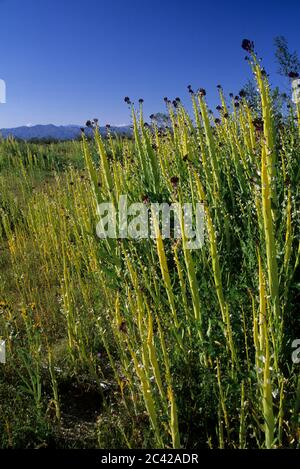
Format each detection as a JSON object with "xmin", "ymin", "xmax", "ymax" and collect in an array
[{"xmin": 0, "ymin": 124, "xmax": 132, "ymax": 141}]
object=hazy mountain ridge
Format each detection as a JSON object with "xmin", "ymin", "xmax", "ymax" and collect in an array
[{"xmin": 0, "ymin": 124, "xmax": 132, "ymax": 141}]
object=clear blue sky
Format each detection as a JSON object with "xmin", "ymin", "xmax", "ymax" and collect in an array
[{"xmin": 0, "ymin": 0, "xmax": 299, "ymax": 128}]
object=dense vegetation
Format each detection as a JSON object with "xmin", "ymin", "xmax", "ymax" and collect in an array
[{"xmin": 0, "ymin": 45, "xmax": 300, "ymax": 449}]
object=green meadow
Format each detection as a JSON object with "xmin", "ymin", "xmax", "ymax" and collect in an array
[{"xmin": 0, "ymin": 47, "xmax": 300, "ymax": 449}]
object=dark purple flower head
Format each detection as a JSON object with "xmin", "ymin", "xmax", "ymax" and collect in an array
[
  {"xmin": 198, "ymin": 88, "xmax": 206, "ymax": 97},
  {"xmin": 170, "ymin": 176, "xmax": 179, "ymax": 187},
  {"xmin": 150, "ymin": 114, "xmax": 154, "ymax": 119},
  {"xmin": 242, "ymin": 39, "xmax": 254, "ymax": 53},
  {"xmin": 164, "ymin": 96, "xmax": 168, "ymax": 102},
  {"xmin": 119, "ymin": 321, "xmax": 127, "ymax": 333},
  {"xmin": 217, "ymin": 84, "xmax": 222, "ymax": 89},
  {"xmin": 229, "ymin": 93, "xmax": 234, "ymax": 98},
  {"xmin": 86, "ymin": 120, "xmax": 93, "ymax": 128},
  {"xmin": 234, "ymin": 102, "xmax": 240, "ymax": 108},
  {"xmin": 106, "ymin": 124, "xmax": 111, "ymax": 129},
  {"xmin": 214, "ymin": 118, "xmax": 221, "ymax": 125},
  {"xmin": 288, "ymin": 71, "xmax": 299, "ymax": 79},
  {"xmin": 124, "ymin": 96, "xmax": 131, "ymax": 104},
  {"xmin": 252, "ymin": 118, "xmax": 264, "ymax": 132},
  {"xmin": 239, "ymin": 89, "xmax": 246, "ymax": 98},
  {"xmin": 216, "ymin": 105, "xmax": 223, "ymax": 112},
  {"xmin": 139, "ymin": 98, "xmax": 144, "ymax": 104},
  {"xmin": 175, "ymin": 97, "xmax": 181, "ymax": 102}
]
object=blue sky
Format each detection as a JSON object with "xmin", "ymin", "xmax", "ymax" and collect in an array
[{"xmin": 0, "ymin": 0, "xmax": 299, "ymax": 128}]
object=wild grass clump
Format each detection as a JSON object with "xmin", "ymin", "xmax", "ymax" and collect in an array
[{"xmin": 1, "ymin": 42, "xmax": 300, "ymax": 448}]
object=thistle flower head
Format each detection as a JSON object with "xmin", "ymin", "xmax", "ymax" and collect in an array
[
  {"xmin": 242, "ymin": 39, "xmax": 254, "ymax": 53},
  {"xmin": 252, "ymin": 117, "xmax": 264, "ymax": 132},
  {"xmin": 170, "ymin": 176, "xmax": 179, "ymax": 187}
]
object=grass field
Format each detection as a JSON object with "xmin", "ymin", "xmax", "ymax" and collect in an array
[{"xmin": 1, "ymin": 49, "xmax": 300, "ymax": 449}]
